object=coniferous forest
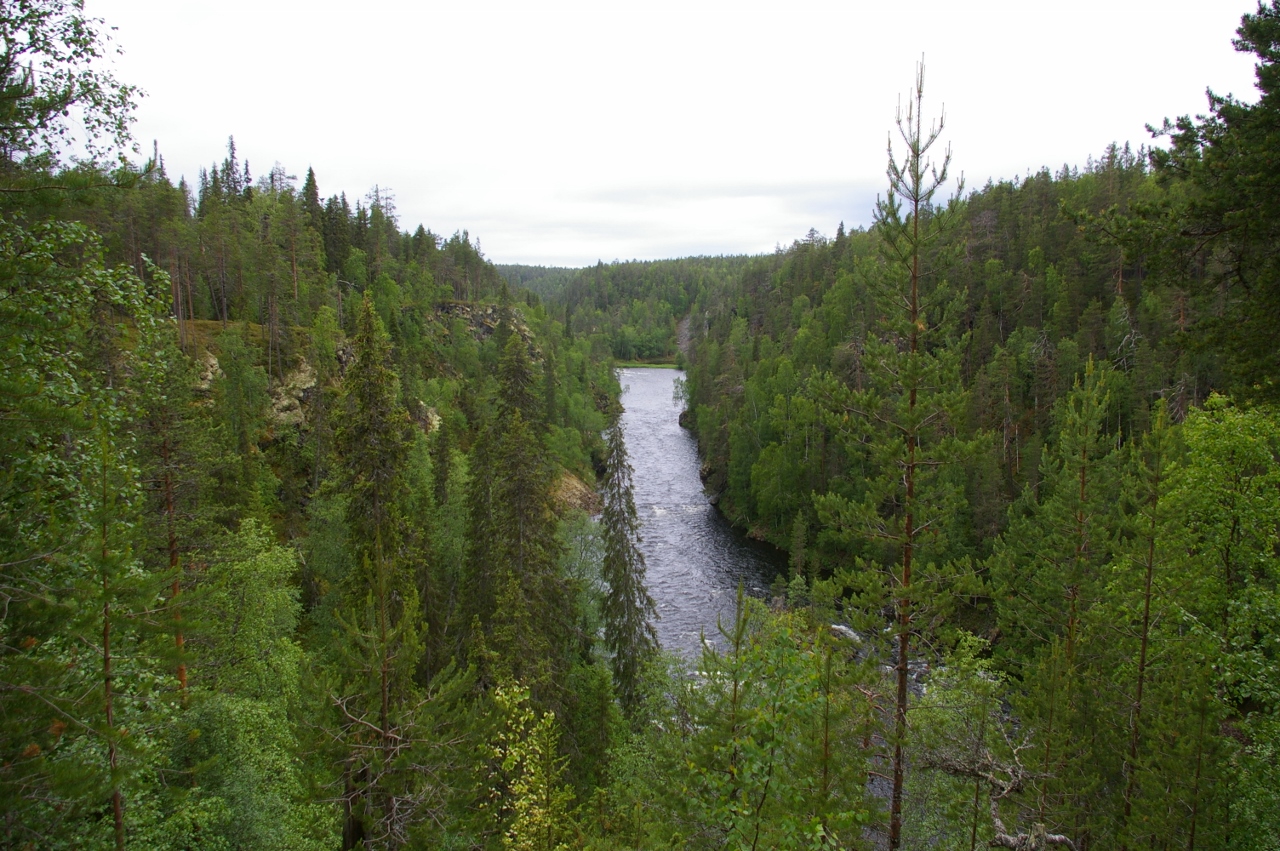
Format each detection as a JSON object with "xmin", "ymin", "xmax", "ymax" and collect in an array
[{"xmin": 4, "ymin": 2, "xmax": 1280, "ymax": 849}]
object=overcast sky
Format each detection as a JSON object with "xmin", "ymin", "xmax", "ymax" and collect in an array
[{"xmin": 91, "ymin": 1, "xmax": 1257, "ymax": 268}]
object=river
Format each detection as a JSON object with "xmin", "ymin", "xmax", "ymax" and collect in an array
[{"xmin": 617, "ymin": 367, "xmax": 787, "ymax": 658}]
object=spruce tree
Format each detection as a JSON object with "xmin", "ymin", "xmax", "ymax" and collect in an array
[
  {"xmin": 431, "ymin": 419, "xmax": 451, "ymax": 508},
  {"xmin": 488, "ymin": 409, "xmax": 570, "ymax": 697},
  {"xmin": 599, "ymin": 417, "xmax": 658, "ymax": 713},
  {"xmin": 337, "ymin": 296, "xmax": 412, "ymax": 558},
  {"xmin": 330, "ymin": 294, "xmax": 431, "ymax": 847},
  {"xmin": 465, "ymin": 412, "xmax": 503, "ymax": 639},
  {"xmin": 210, "ymin": 328, "xmax": 272, "ymax": 522},
  {"xmin": 499, "ymin": 327, "xmax": 542, "ymax": 427},
  {"xmin": 302, "ymin": 166, "xmax": 324, "ymax": 231},
  {"xmin": 466, "ymin": 333, "xmax": 569, "ymax": 701}
]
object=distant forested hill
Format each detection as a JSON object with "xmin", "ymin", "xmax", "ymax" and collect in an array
[
  {"xmin": 495, "ymin": 263, "xmax": 580, "ymax": 300},
  {"xmin": 558, "ymin": 255, "xmax": 757, "ymax": 361},
  {"xmin": 499, "ymin": 257, "xmax": 759, "ymax": 362}
]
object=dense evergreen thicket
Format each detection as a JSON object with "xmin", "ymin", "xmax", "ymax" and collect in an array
[
  {"xmin": 4, "ymin": 1, "xmax": 1280, "ymax": 849},
  {"xmin": 673, "ymin": 16, "xmax": 1280, "ymax": 848}
]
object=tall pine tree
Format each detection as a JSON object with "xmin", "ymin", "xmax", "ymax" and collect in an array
[{"xmin": 814, "ymin": 61, "xmax": 970, "ymax": 850}]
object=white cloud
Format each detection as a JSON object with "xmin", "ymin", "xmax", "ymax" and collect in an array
[{"xmin": 92, "ymin": 0, "xmax": 1257, "ymax": 266}]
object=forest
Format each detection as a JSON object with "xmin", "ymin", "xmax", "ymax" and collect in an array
[{"xmin": 3, "ymin": 1, "xmax": 1280, "ymax": 849}]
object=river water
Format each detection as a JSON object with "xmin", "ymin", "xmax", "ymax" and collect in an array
[{"xmin": 617, "ymin": 367, "xmax": 787, "ymax": 658}]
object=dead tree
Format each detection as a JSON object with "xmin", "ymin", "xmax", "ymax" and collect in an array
[{"xmin": 922, "ymin": 727, "xmax": 1078, "ymax": 851}]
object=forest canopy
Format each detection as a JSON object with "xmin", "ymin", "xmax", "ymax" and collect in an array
[{"xmin": 2, "ymin": 1, "xmax": 1280, "ymax": 850}]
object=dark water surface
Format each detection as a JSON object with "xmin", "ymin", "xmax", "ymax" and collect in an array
[{"xmin": 618, "ymin": 368, "xmax": 787, "ymax": 657}]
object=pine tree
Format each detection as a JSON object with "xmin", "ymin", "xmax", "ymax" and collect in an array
[
  {"xmin": 1082, "ymin": 404, "xmax": 1216, "ymax": 848},
  {"xmin": 134, "ymin": 330, "xmax": 218, "ymax": 700},
  {"xmin": 674, "ymin": 593, "xmax": 875, "ymax": 846},
  {"xmin": 1113, "ymin": 410, "xmax": 1175, "ymax": 846},
  {"xmin": 599, "ymin": 417, "xmax": 658, "ymax": 713},
  {"xmin": 813, "ymin": 60, "xmax": 970, "ymax": 850},
  {"xmin": 992, "ymin": 359, "xmax": 1121, "ymax": 667},
  {"xmin": 1148, "ymin": 2, "xmax": 1280, "ymax": 403},
  {"xmin": 991, "ymin": 359, "xmax": 1123, "ymax": 840}
]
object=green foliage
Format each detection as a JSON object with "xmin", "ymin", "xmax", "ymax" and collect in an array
[
  {"xmin": 1165, "ymin": 398, "xmax": 1280, "ymax": 845},
  {"xmin": 904, "ymin": 635, "xmax": 1006, "ymax": 849},
  {"xmin": 211, "ymin": 327, "xmax": 274, "ymax": 519},
  {"xmin": 485, "ymin": 684, "xmax": 578, "ymax": 851},
  {"xmin": 11, "ymin": 3, "xmax": 1280, "ymax": 848},
  {"xmin": 463, "ymin": 330, "xmax": 581, "ymax": 705},
  {"xmin": 0, "ymin": 215, "xmax": 173, "ymax": 848},
  {"xmin": 325, "ymin": 295, "xmax": 443, "ymax": 847},
  {"xmin": 0, "ymin": 0, "xmax": 139, "ymax": 168},
  {"xmin": 1146, "ymin": 1, "xmax": 1280, "ymax": 403},
  {"xmin": 167, "ymin": 520, "xmax": 336, "ymax": 850},
  {"xmin": 812, "ymin": 64, "xmax": 977, "ymax": 849},
  {"xmin": 555, "ymin": 256, "xmax": 754, "ymax": 363},
  {"xmin": 599, "ymin": 419, "xmax": 659, "ymax": 713},
  {"xmin": 991, "ymin": 358, "xmax": 1123, "ymax": 669},
  {"xmin": 337, "ymin": 295, "xmax": 413, "ymax": 556},
  {"xmin": 485, "ymin": 409, "xmax": 571, "ymax": 694},
  {"xmin": 643, "ymin": 596, "xmax": 875, "ymax": 849},
  {"xmin": 1, "ymin": 15, "xmax": 631, "ymax": 841}
]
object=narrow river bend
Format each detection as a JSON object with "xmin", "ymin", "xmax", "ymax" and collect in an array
[{"xmin": 617, "ymin": 367, "xmax": 787, "ymax": 658}]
